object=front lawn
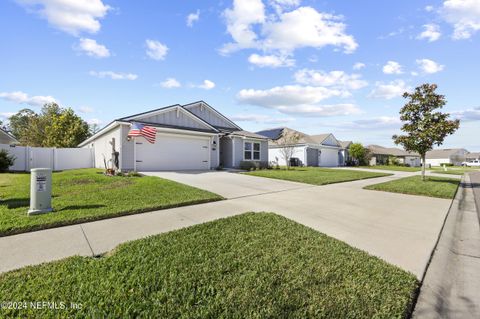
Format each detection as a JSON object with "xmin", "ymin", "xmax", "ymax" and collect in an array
[
  {"xmin": 364, "ymin": 175, "xmax": 460, "ymax": 199},
  {"xmin": 0, "ymin": 213, "xmax": 418, "ymax": 318},
  {"xmin": 358, "ymin": 165, "xmax": 422, "ymax": 172},
  {"xmin": 430, "ymin": 167, "xmax": 480, "ymax": 176},
  {"xmin": 0, "ymin": 169, "xmax": 222, "ymax": 236},
  {"xmin": 245, "ymin": 167, "xmax": 391, "ymax": 185}
]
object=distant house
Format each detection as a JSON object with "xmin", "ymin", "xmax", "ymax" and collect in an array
[
  {"xmin": 425, "ymin": 148, "xmax": 469, "ymax": 166},
  {"xmin": 466, "ymin": 152, "xmax": 480, "ymax": 161},
  {"xmin": 256, "ymin": 127, "xmax": 342, "ymax": 167},
  {"xmin": 0, "ymin": 128, "xmax": 18, "ymax": 145},
  {"xmin": 367, "ymin": 145, "xmax": 421, "ymax": 167},
  {"xmin": 339, "ymin": 141, "xmax": 352, "ymax": 166}
]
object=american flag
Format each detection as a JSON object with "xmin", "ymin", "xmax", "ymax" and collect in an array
[{"xmin": 128, "ymin": 122, "xmax": 156, "ymax": 144}]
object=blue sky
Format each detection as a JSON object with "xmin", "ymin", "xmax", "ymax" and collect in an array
[{"xmin": 1, "ymin": 0, "xmax": 479, "ymax": 150}]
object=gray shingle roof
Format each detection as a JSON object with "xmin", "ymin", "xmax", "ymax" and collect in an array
[
  {"xmin": 426, "ymin": 148, "xmax": 467, "ymax": 159},
  {"xmin": 368, "ymin": 145, "xmax": 420, "ymax": 157},
  {"xmin": 339, "ymin": 140, "xmax": 352, "ymax": 148}
]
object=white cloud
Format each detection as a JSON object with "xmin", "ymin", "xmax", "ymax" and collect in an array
[
  {"xmin": 196, "ymin": 80, "xmax": 216, "ymax": 90},
  {"xmin": 187, "ymin": 10, "xmax": 200, "ymax": 27},
  {"xmin": 0, "ymin": 112, "xmax": 16, "ymax": 119},
  {"xmin": 145, "ymin": 39, "xmax": 168, "ymax": 60},
  {"xmin": 276, "ymin": 104, "xmax": 361, "ymax": 117},
  {"xmin": 237, "ymin": 85, "xmax": 343, "ymax": 108},
  {"xmin": 78, "ymin": 106, "xmax": 94, "ymax": 113},
  {"xmin": 353, "ymin": 62, "xmax": 365, "ymax": 70},
  {"xmin": 368, "ymin": 80, "xmax": 410, "ymax": 99},
  {"xmin": 417, "ymin": 24, "xmax": 441, "ymax": 42},
  {"xmin": 425, "ymin": 5, "xmax": 435, "ymax": 12},
  {"xmin": 248, "ymin": 53, "xmax": 295, "ymax": 68},
  {"xmin": 76, "ymin": 38, "xmax": 110, "ymax": 58},
  {"xmin": 382, "ymin": 61, "xmax": 403, "ymax": 74},
  {"xmin": 16, "ymin": 0, "xmax": 110, "ymax": 36},
  {"xmin": 230, "ymin": 114, "xmax": 294, "ymax": 124},
  {"xmin": 416, "ymin": 58, "xmax": 444, "ymax": 74},
  {"xmin": 294, "ymin": 69, "xmax": 368, "ymax": 90},
  {"xmin": 269, "ymin": 0, "xmax": 301, "ymax": 13},
  {"xmin": 87, "ymin": 118, "xmax": 103, "ymax": 125},
  {"xmin": 344, "ymin": 116, "xmax": 402, "ymax": 130},
  {"xmin": 160, "ymin": 78, "xmax": 181, "ymax": 89},
  {"xmin": 442, "ymin": 0, "xmax": 480, "ymax": 39},
  {"xmin": 89, "ymin": 71, "xmax": 138, "ymax": 80},
  {"xmin": 451, "ymin": 106, "xmax": 480, "ymax": 121},
  {"xmin": 221, "ymin": 2, "xmax": 357, "ymax": 57},
  {"xmin": 0, "ymin": 91, "xmax": 56, "ymax": 106}
]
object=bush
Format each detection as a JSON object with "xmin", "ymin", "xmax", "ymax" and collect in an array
[
  {"xmin": 239, "ymin": 161, "xmax": 268, "ymax": 170},
  {"xmin": 440, "ymin": 163, "xmax": 454, "ymax": 167},
  {"xmin": 0, "ymin": 149, "xmax": 15, "ymax": 172}
]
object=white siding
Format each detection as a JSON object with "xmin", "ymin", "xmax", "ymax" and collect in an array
[
  {"xmin": 425, "ymin": 158, "xmax": 451, "ymax": 167},
  {"xmin": 140, "ymin": 108, "xmax": 210, "ymax": 130},
  {"xmin": 269, "ymin": 146, "xmax": 306, "ymax": 166},
  {"xmin": 83, "ymin": 126, "xmax": 122, "ymax": 170}
]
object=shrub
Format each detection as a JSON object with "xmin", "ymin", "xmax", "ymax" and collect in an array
[
  {"xmin": 0, "ymin": 149, "xmax": 15, "ymax": 172},
  {"xmin": 239, "ymin": 161, "xmax": 269, "ymax": 170}
]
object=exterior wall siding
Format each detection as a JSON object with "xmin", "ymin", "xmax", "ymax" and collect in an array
[
  {"xmin": 186, "ymin": 104, "xmax": 237, "ymax": 129},
  {"xmin": 120, "ymin": 124, "xmax": 135, "ymax": 171},
  {"xmin": 141, "ymin": 109, "xmax": 209, "ymax": 130},
  {"xmin": 231, "ymin": 137, "xmax": 268, "ymax": 167},
  {"xmin": 269, "ymin": 146, "xmax": 306, "ymax": 166},
  {"xmin": 83, "ymin": 126, "xmax": 122, "ymax": 170}
]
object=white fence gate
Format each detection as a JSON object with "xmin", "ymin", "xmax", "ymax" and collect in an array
[{"xmin": 0, "ymin": 144, "xmax": 94, "ymax": 171}]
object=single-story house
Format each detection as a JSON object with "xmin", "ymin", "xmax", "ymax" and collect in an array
[
  {"xmin": 0, "ymin": 128, "xmax": 18, "ymax": 145},
  {"xmin": 338, "ymin": 141, "xmax": 352, "ymax": 166},
  {"xmin": 255, "ymin": 127, "xmax": 342, "ymax": 167},
  {"xmin": 79, "ymin": 101, "xmax": 269, "ymax": 171},
  {"xmin": 367, "ymin": 145, "xmax": 421, "ymax": 167},
  {"xmin": 466, "ymin": 152, "xmax": 480, "ymax": 161},
  {"xmin": 425, "ymin": 148, "xmax": 469, "ymax": 166}
]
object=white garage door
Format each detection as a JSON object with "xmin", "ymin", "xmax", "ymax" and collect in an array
[
  {"xmin": 136, "ymin": 133, "xmax": 210, "ymax": 171},
  {"xmin": 319, "ymin": 148, "xmax": 339, "ymax": 167}
]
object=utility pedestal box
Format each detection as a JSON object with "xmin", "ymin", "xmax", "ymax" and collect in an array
[{"xmin": 28, "ymin": 168, "xmax": 53, "ymax": 215}]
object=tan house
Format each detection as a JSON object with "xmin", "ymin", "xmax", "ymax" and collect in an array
[{"xmin": 367, "ymin": 145, "xmax": 421, "ymax": 167}]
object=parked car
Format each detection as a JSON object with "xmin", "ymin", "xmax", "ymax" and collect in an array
[{"xmin": 462, "ymin": 160, "xmax": 480, "ymax": 167}]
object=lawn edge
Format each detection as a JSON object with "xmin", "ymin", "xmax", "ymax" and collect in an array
[
  {"xmin": 243, "ymin": 170, "xmax": 392, "ymax": 186},
  {"xmin": 0, "ymin": 197, "xmax": 223, "ymax": 238}
]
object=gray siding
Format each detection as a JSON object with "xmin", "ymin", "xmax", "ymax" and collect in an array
[
  {"xmin": 120, "ymin": 124, "xmax": 135, "ymax": 171},
  {"xmin": 231, "ymin": 137, "xmax": 268, "ymax": 168},
  {"xmin": 141, "ymin": 108, "xmax": 210, "ymax": 130},
  {"xmin": 186, "ymin": 103, "xmax": 237, "ymax": 129},
  {"xmin": 306, "ymin": 148, "xmax": 319, "ymax": 166},
  {"xmin": 210, "ymin": 135, "xmax": 219, "ymax": 168}
]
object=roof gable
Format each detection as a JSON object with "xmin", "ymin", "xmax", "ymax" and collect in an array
[
  {"xmin": 0, "ymin": 128, "xmax": 18, "ymax": 144},
  {"xmin": 120, "ymin": 104, "xmax": 217, "ymax": 132},
  {"xmin": 183, "ymin": 101, "xmax": 241, "ymax": 130}
]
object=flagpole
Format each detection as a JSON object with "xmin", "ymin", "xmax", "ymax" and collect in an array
[{"xmin": 133, "ymin": 136, "xmax": 137, "ymax": 172}]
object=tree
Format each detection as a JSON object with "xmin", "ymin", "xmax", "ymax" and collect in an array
[
  {"xmin": 8, "ymin": 103, "xmax": 91, "ymax": 147},
  {"xmin": 349, "ymin": 142, "xmax": 367, "ymax": 166},
  {"xmin": 276, "ymin": 128, "xmax": 301, "ymax": 169},
  {"xmin": 393, "ymin": 83, "xmax": 460, "ymax": 180}
]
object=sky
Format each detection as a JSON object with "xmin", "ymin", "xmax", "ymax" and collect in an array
[{"xmin": 0, "ymin": 0, "xmax": 479, "ymax": 150}]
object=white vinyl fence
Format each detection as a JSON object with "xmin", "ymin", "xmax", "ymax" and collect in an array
[{"xmin": 0, "ymin": 144, "xmax": 94, "ymax": 171}]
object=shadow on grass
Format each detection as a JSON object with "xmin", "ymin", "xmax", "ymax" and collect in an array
[
  {"xmin": 57, "ymin": 204, "xmax": 106, "ymax": 211},
  {"xmin": 0, "ymin": 198, "xmax": 30, "ymax": 209},
  {"xmin": 426, "ymin": 178, "xmax": 462, "ymax": 186}
]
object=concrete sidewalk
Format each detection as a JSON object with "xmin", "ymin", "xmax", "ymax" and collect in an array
[
  {"xmin": 413, "ymin": 173, "xmax": 480, "ymax": 318},
  {"xmin": 0, "ymin": 171, "xmax": 451, "ymax": 279}
]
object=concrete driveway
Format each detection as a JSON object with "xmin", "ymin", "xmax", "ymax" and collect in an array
[
  {"xmin": 0, "ymin": 170, "xmax": 452, "ymax": 279},
  {"xmin": 141, "ymin": 170, "xmax": 310, "ymax": 198}
]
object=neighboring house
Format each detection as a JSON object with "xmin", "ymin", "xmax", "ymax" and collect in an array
[
  {"xmin": 367, "ymin": 145, "xmax": 421, "ymax": 167},
  {"xmin": 0, "ymin": 128, "xmax": 18, "ymax": 145},
  {"xmin": 256, "ymin": 127, "xmax": 342, "ymax": 167},
  {"xmin": 338, "ymin": 141, "xmax": 352, "ymax": 166},
  {"xmin": 425, "ymin": 148, "xmax": 469, "ymax": 166},
  {"xmin": 79, "ymin": 101, "xmax": 268, "ymax": 171},
  {"xmin": 466, "ymin": 152, "xmax": 480, "ymax": 161}
]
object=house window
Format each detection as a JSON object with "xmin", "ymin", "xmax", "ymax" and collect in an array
[{"xmin": 244, "ymin": 142, "xmax": 261, "ymax": 161}]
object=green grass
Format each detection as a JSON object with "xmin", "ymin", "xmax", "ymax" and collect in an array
[
  {"xmin": 358, "ymin": 165, "xmax": 422, "ymax": 172},
  {"xmin": 364, "ymin": 175, "xmax": 460, "ymax": 199},
  {"xmin": 245, "ymin": 167, "xmax": 391, "ymax": 185},
  {"xmin": 0, "ymin": 169, "xmax": 222, "ymax": 236},
  {"xmin": 430, "ymin": 167, "xmax": 480, "ymax": 176},
  {"xmin": 0, "ymin": 213, "xmax": 418, "ymax": 318}
]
